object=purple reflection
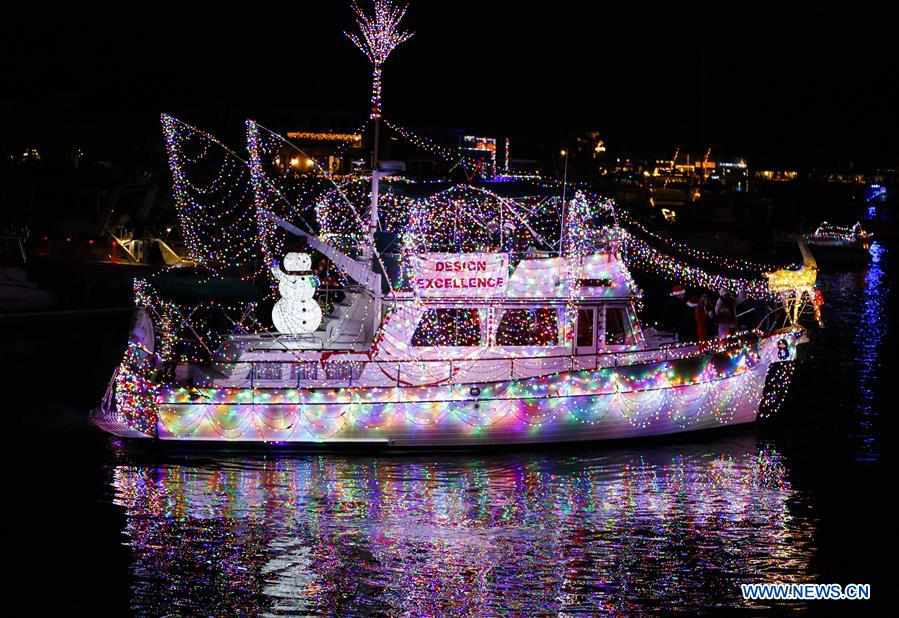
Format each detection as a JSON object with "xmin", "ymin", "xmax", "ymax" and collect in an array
[{"xmin": 110, "ymin": 437, "xmax": 815, "ymax": 614}]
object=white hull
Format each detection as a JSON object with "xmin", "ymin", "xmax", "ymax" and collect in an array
[
  {"xmin": 158, "ymin": 368, "xmax": 766, "ymax": 446},
  {"xmin": 94, "ymin": 333, "xmax": 796, "ymax": 447}
]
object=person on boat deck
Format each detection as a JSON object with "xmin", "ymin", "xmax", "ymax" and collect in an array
[
  {"xmin": 715, "ymin": 289, "xmax": 738, "ymax": 338},
  {"xmin": 679, "ymin": 292, "xmax": 700, "ymax": 342},
  {"xmin": 313, "ymin": 256, "xmax": 345, "ymax": 309},
  {"xmin": 663, "ymin": 285, "xmax": 687, "ymax": 338},
  {"xmin": 695, "ymin": 293, "xmax": 713, "ymax": 340}
]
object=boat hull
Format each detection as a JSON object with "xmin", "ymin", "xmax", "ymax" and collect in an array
[
  {"xmin": 96, "ymin": 333, "xmax": 798, "ymax": 447},
  {"xmin": 805, "ymin": 243, "xmax": 871, "ymax": 267},
  {"xmin": 157, "ymin": 368, "xmax": 766, "ymax": 447}
]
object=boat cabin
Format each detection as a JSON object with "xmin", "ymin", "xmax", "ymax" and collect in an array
[
  {"xmin": 376, "ymin": 252, "xmax": 643, "ymax": 361},
  {"xmin": 199, "ymin": 250, "xmax": 644, "ymax": 389}
]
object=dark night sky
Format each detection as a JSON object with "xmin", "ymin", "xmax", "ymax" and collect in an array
[{"xmin": 2, "ymin": 4, "xmax": 897, "ymax": 168}]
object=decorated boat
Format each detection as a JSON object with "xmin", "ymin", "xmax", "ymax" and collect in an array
[
  {"xmin": 803, "ymin": 221, "xmax": 873, "ymax": 265},
  {"xmin": 805, "ymin": 221, "xmax": 872, "ymax": 251},
  {"xmin": 93, "ymin": 1, "xmax": 819, "ymax": 447}
]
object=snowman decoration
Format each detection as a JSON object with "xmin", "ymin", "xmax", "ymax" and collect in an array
[{"xmin": 271, "ymin": 252, "xmax": 322, "ymax": 335}]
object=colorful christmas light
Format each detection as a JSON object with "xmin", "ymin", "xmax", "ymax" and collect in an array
[
  {"xmin": 161, "ymin": 114, "xmax": 263, "ymax": 279},
  {"xmin": 346, "ymin": 0, "xmax": 414, "ymax": 119},
  {"xmin": 383, "ymin": 119, "xmax": 479, "ymax": 175}
]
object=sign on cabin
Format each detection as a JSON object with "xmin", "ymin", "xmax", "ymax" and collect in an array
[{"xmin": 411, "ymin": 253, "xmax": 509, "ymax": 298}]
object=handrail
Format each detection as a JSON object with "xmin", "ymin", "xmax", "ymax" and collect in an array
[
  {"xmin": 166, "ymin": 330, "xmax": 776, "ymax": 390},
  {"xmin": 216, "ymin": 331, "xmax": 761, "ymax": 366}
]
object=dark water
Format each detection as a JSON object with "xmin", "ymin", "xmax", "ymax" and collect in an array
[{"xmin": 8, "ymin": 246, "xmax": 891, "ymax": 615}]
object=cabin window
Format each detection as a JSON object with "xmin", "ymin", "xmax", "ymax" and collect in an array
[
  {"xmin": 496, "ymin": 309, "xmax": 559, "ymax": 346},
  {"xmin": 576, "ymin": 309, "xmax": 595, "ymax": 348},
  {"xmin": 604, "ymin": 307, "xmax": 635, "ymax": 346},
  {"xmin": 411, "ymin": 309, "xmax": 481, "ymax": 347}
]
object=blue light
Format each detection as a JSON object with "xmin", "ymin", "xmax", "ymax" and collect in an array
[
  {"xmin": 865, "ymin": 183, "xmax": 887, "ymax": 205},
  {"xmin": 853, "ymin": 241, "xmax": 886, "ymax": 463}
]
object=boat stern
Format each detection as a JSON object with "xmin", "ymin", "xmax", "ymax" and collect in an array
[{"xmin": 92, "ymin": 308, "xmax": 160, "ymax": 440}]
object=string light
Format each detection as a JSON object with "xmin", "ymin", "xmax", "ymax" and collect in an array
[
  {"xmin": 147, "ymin": 333, "xmax": 794, "ymax": 442},
  {"xmin": 161, "ymin": 114, "xmax": 263, "ymax": 279},
  {"xmin": 345, "ymin": 0, "xmax": 414, "ymax": 119},
  {"xmin": 616, "ymin": 208, "xmax": 783, "ymax": 274},
  {"xmin": 383, "ymin": 119, "xmax": 479, "ymax": 174},
  {"xmin": 621, "ymin": 232, "xmax": 775, "ymax": 300}
]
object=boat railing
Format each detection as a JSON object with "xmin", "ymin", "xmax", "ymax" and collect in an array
[{"xmin": 184, "ymin": 332, "xmax": 766, "ymax": 390}]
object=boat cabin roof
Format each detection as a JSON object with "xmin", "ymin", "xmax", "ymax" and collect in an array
[{"xmin": 507, "ymin": 252, "xmax": 638, "ymax": 301}]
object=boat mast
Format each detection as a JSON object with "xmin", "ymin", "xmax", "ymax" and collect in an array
[
  {"xmin": 345, "ymin": 0, "xmax": 413, "ymax": 261},
  {"xmin": 369, "ymin": 116, "xmax": 381, "ymax": 260}
]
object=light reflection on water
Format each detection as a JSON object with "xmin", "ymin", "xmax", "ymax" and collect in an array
[
  {"xmin": 110, "ymin": 436, "xmax": 815, "ymax": 615},
  {"xmin": 813, "ymin": 242, "xmax": 888, "ymax": 463},
  {"xmin": 854, "ymin": 242, "xmax": 886, "ymax": 461}
]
